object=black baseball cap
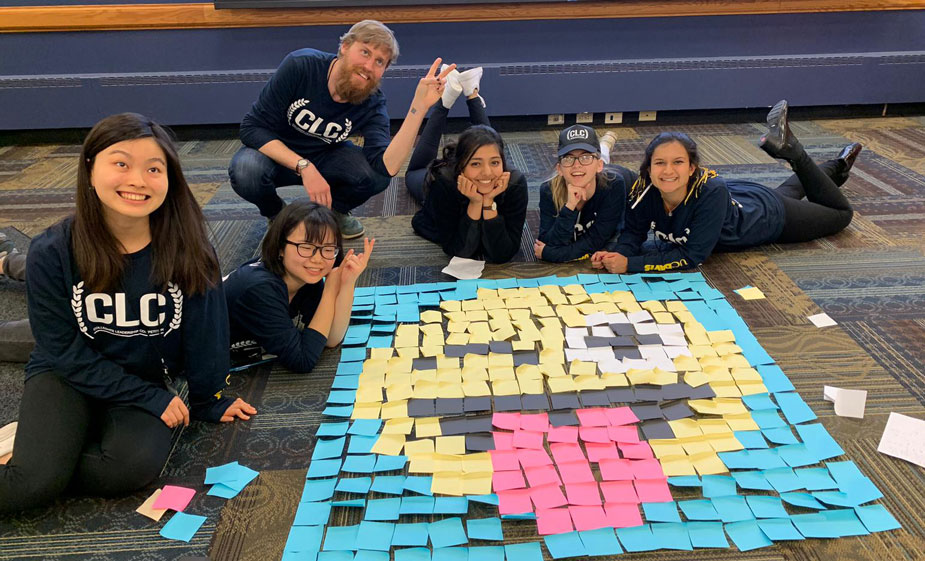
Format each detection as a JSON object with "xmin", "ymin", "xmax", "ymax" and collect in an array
[{"xmin": 557, "ymin": 125, "xmax": 600, "ymax": 157}]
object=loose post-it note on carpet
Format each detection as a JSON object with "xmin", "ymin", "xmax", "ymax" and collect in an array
[{"xmin": 878, "ymin": 412, "xmax": 925, "ymax": 468}]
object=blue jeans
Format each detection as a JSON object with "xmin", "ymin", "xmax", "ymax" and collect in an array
[{"xmin": 228, "ymin": 142, "xmax": 393, "ymax": 218}]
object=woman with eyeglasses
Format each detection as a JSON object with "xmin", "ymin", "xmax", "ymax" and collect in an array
[
  {"xmin": 223, "ymin": 199, "xmax": 374, "ymax": 373},
  {"xmin": 534, "ymin": 125, "xmax": 635, "ymax": 262}
]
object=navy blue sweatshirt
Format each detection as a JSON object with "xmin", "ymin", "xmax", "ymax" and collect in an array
[
  {"xmin": 240, "ymin": 48, "xmax": 391, "ymax": 177},
  {"xmin": 537, "ymin": 165, "xmax": 629, "ymax": 262},
  {"xmin": 223, "ymin": 259, "xmax": 327, "ymax": 374},
  {"xmin": 411, "ymin": 167, "xmax": 529, "ymax": 264},
  {"xmin": 25, "ymin": 219, "xmax": 233, "ymax": 422},
  {"xmin": 611, "ymin": 175, "xmax": 785, "ymax": 272}
]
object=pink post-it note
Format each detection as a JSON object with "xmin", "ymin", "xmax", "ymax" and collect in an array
[
  {"xmin": 564, "ymin": 481, "xmax": 602, "ymax": 506},
  {"xmin": 524, "ymin": 463, "xmax": 562, "ymax": 488},
  {"xmin": 606, "ymin": 407, "xmax": 639, "ymax": 426},
  {"xmin": 600, "ymin": 480, "xmax": 639, "ymax": 503},
  {"xmin": 493, "ymin": 431, "xmax": 515, "ymax": 450},
  {"xmin": 492, "ymin": 470, "xmax": 527, "ymax": 492},
  {"xmin": 634, "ymin": 478, "xmax": 673, "ymax": 502},
  {"xmin": 578, "ymin": 426, "xmax": 610, "ymax": 443},
  {"xmin": 569, "ymin": 505, "xmax": 609, "ymax": 531},
  {"xmin": 604, "ymin": 502, "xmax": 644, "ymax": 528},
  {"xmin": 512, "ymin": 429, "xmax": 545, "ymax": 449},
  {"xmin": 530, "ymin": 483, "xmax": 568, "ymax": 510},
  {"xmin": 489, "ymin": 449, "xmax": 520, "ymax": 471},
  {"xmin": 492, "ymin": 412, "xmax": 521, "ymax": 430},
  {"xmin": 517, "ymin": 448, "xmax": 553, "ymax": 468},
  {"xmin": 630, "ymin": 458, "xmax": 665, "ymax": 480},
  {"xmin": 546, "ymin": 426, "xmax": 578, "ymax": 443},
  {"xmin": 152, "ymin": 485, "xmax": 196, "ymax": 512},
  {"xmin": 619, "ymin": 441, "xmax": 654, "ymax": 459},
  {"xmin": 520, "ymin": 413, "xmax": 549, "ymax": 432},
  {"xmin": 576, "ymin": 408, "xmax": 609, "ymax": 427},
  {"xmin": 608, "ymin": 425, "xmax": 640, "ymax": 444},
  {"xmin": 550, "ymin": 443, "xmax": 586, "ymax": 464},
  {"xmin": 598, "ymin": 458, "xmax": 635, "ymax": 481},
  {"xmin": 498, "ymin": 488, "xmax": 533, "ymax": 515},
  {"xmin": 559, "ymin": 461, "xmax": 595, "ymax": 484},
  {"xmin": 536, "ymin": 507, "xmax": 574, "ymax": 535},
  {"xmin": 585, "ymin": 442, "xmax": 620, "ymax": 462}
]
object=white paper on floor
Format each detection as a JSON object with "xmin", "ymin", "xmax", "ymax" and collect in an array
[
  {"xmin": 878, "ymin": 412, "xmax": 925, "ymax": 468},
  {"xmin": 822, "ymin": 385, "xmax": 867, "ymax": 418}
]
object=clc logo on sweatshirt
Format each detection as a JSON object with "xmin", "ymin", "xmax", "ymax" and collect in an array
[{"xmin": 70, "ymin": 281, "xmax": 182, "ymax": 339}]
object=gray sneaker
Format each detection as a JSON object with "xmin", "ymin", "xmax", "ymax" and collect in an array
[
  {"xmin": 335, "ymin": 211, "xmax": 365, "ymax": 240},
  {"xmin": 0, "ymin": 233, "xmax": 13, "ymax": 256}
]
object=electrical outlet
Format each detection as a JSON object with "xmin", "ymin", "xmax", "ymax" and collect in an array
[
  {"xmin": 639, "ymin": 111, "xmax": 657, "ymax": 122},
  {"xmin": 604, "ymin": 112, "xmax": 623, "ymax": 124},
  {"xmin": 547, "ymin": 114, "xmax": 565, "ymax": 125},
  {"xmin": 576, "ymin": 112, "xmax": 594, "ymax": 124}
]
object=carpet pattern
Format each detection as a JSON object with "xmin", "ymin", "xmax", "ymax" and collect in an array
[{"xmin": 1, "ymin": 113, "xmax": 924, "ymax": 560}]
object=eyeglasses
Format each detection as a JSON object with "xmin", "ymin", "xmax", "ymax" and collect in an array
[
  {"xmin": 285, "ymin": 241, "xmax": 339, "ymax": 260},
  {"xmin": 559, "ymin": 153, "xmax": 599, "ymax": 167}
]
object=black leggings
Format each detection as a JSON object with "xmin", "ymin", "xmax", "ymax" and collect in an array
[
  {"xmin": 406, "ymin": 97, "xmax": 490, "ymax": 204},
  {"xmin": 773, "ymin": 155, "xmax": 854, "ymax": 243},
  {"xmin": 0, "ymin": 371, "xmax": 172, "ymax": 513}
]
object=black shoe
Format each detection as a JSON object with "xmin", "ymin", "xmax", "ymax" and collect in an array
[
  {"xmin": 837, "ymin": 142, "xmax": 863, "ymax": 174},
  {"xmin": 759, "ymin": 100, "xmax": 804, "ymax": 161}
]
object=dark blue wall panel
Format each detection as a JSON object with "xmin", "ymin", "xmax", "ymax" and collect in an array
[{"xmin": 2, "ymin": 11, "xmax": 924, "ymax": 129}]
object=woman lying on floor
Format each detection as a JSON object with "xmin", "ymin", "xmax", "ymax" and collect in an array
[
  {"xmin": 534, "ymin": 124, "xmax": 636, "ymax": 263},
  {"xmin": 592, "ymin": 100, "xmax": 861, "ymax": 274},
  {"xmin": 0, "ymin": 113, "xmax": 254, "ymax": 513},
  {"xmin": 408, "ymin": 69, "xmax": 528, "ymax": 264},
  {"xmin": 224, "ymin": 199, "xmax": 373, "ymax": 373}
]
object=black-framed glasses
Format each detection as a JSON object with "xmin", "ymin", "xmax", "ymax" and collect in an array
[
  {"xmin": 559, "ymin": 153, "xmax": 599, "ymax": 167},
  {"xmin": 285, "ymin": 241, "xmax": 339, "ymax": 260}
]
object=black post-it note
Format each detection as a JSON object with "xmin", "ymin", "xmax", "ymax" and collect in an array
[
  {"xmin": 464, "ymin": 396, "xmax": 492, "ymax": 413},
  {"xmin": 466, "ymin": 415, "xmax": 494, "ymax": 433},
  {"xmin": 466, "ymin": 343, "xmax": 490, "ymax": 355},
  {"xmin": 584, "ymin": 336, "xmax": 613, "ymax": 348},
  {"xmin": 579, "ymin": 390, "xmax": 611, "ymax": 407},
  {"xmin": 609, "ymin": 336, "xmax": 637, "ymax": 347},
  {"xmin": 550, "ymin": 392, "xmax": 581, "ymax": 410},
  {"xmin": 548, "ymin": 409, "xmax": 580, "ymax": 427},
  {"xmin": 635, "ymin": 334, "xmax": 663, "ymax": 346},
  {"xmin": 633, "ymin": 386, "xmax": 663, "ymax": 402},
  {"xmin": 613, "ymin": 349, "xmax": 642, "ymax": 360},
  {"xmin": 513, "ymin": 351, "xmax": 539, "ymax": 366},
  {"xmin": 661, "ymin": 401, "xmax": 695, "ymax": 421},
  {"xmin": 493, "ymin": 395, "xmax": 523, "ymax": 411},
  {"xmin": 407, "ymin": 399, "xmax": 436, "ymax": 417},
  {"xmin": 521, "ymin": 393, "xmax": 550, "ymax": 411},
  {"xmin": 629, "ymin": 402, "xmax": 664, "ymax": 420},
  {"xmin": 688, "ymin": 385, "xmax": 717, "ymax": 400},
  {"xmin": 412, "ymin": 357, "xmax": 438, "ymax": 370},
  {"xmin": 465, "ymin": 433, "xmax": 496, "ymax": 451},
  {"xmin": 610, "ymin": 324, "xmax": 637, "ymax": 336},
  {"xmin": 607, "ymin": 388, "xmax": 637, "ymax": 404},
  {"xmin": 489, "ymin": 341, "xmax": 513, "ymax": 354},
  {"xmin": 641, "ymin": 419, "xmax": 675, "ymax": 440},
  {"xmin": 439, "ymin": 416, "xmax": 470, "ymax": 436},
  {"xmin": 444, "ymin": 345, "xmax": 469, "ymax": 358},
  {"xmin": 435, "ymin": 398, "xmax": 464, "ymax": 416},
  {"xmin": 661, "ymin": 383, "xmax": 693, "ymax": 400}
]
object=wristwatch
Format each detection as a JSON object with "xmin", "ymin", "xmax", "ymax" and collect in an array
[
  {"xmin": 295, "ymin": 158, "xmax": 311, "ymax": 176},
  {"xmin": 483, "ymin": 201, "xmax": 497, "ymax": 211}
]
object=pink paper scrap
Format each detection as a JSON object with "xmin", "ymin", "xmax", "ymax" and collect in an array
[
  {"xmin": 558, "ymin": 461, "xmax": 595, "ymax": 484},
  {"xmin": 604, "ymin": 502, "xmax": 644, "ymax": 528},
  {"xmin": 498, "ymin": 488, "xmax": 533, "ymax": 515},
  {"xmin": 546, "ymin": 426, "xmax": 579, "ymax": 443},
  {"xmin": 598, "ymin": 458, "xmax": 635, "ymax": 481},
  {"xmin": 584, "ymin": 442, "xmax": 621, "ymax": 462},
  {"xmin": 549, "ymin": 443, "xmax": 585, "ymax": 464},
  {"xmin": 564, "ymin": 481, "xmax": 602, "ymax": 506},
  {"xmin": 492, "ymin": 470, "xmax": 527, "ymax": 492},
  {"xmin": 576, "ymin": 408, "xmax": 609, "ymax": 427},
  {"xmin": 517, "ymin": 448, "xmax": 553, "ymax": 468},
  {"xmin": 608, "ymin": 425, "xmax": 640, "ymax": 444},
  {"xmin": 152, "ymin": 485, "xmax": 196, "ymax": 512},
  {"xmin": 600, "ymin": 480, "xmax": 639, "ymax": 503},
  {"xmin": 568, "ymin": 505, "xmax": 609, "ymax": 531},
  {"xmin": 520, "ymin": 413, "xmax": 549, "ymax": 432},
  {"xmin": 578, "ymin": 426, "xmax": 610, "ymax": 444},
  {"xmin": 530, "ymin": 483, "xmax": 568, "ymax": 510},
  {"xmin": 524, "ymin": 464, "xmax": 562, "ymax": 488},
  {"xmin": 492, "ymin": 412, "xmax": 522, "ymax": 431},
  {"xmin": 535, "ymin": 507, "xmax": 574, "ymax": 535},
  {"xmin": 634, "ymin": 478, "xmax": 673, "ymax": 502},
  {"xmin": 493, "ymin": 431, "xmax": 515, "ymax": 450},
  {"xmin": 512, "ymin": 429, "xmax": 545, "ymax": 449},
  {"xmin": 618, "ymin": 441, "xmax": 654, "ymax": 459},
  {"xmin": 606, "ymin": 407, "xmax": 640, "ymax": 426},
  {"xmin": 489, "ymin": 449, "xmax": 521, "ymax": 471}
]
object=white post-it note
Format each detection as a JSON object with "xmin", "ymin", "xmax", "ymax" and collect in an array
[
  {"xmin": 136, "ymin": 488, "xmax": 168, "ymax": 521},
  {"xmin": 441, "ymin": 256, "xmax": 485, "ymax": 280},
  {"xmin": 822, "ymin": 385, "xmax": 867, "ymax": 418},
  {"xmin": 878, "ymin": 413, "xmax": 925, "ymax": 468},
  {"xmin": 808, "ymin": 313, "xmax": 837, "ymax": 327}
]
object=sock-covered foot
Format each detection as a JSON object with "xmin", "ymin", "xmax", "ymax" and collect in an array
[
  {"xmin": 440, "ymin": 64, "xmax": 462, "ymax": 109},
  {"xmin": 759, "ymin": 99, "xmax": 804, "ymax": 161}
]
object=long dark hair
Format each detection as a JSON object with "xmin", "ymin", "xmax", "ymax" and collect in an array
[
  {"xmin": 629, "ymin": 131, "xmax": 713, "ymax": 203},
  {"xmin": 73, "ymin": 113, "xmax": 220, "ymax": 294},
  {"xmin": 430, "ymin": 124, "xmax": 508, "ymax": 186},
  {"xmin": 261, "ymin": 199, "xmax": 343, "ymax": 277}
]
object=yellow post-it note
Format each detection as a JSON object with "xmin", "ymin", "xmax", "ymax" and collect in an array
[
  {"xmin": 461, "ymin": 366, "xmax": 489, "ymax": 381},
  {"xmin": 547, "ymin": 376, "xmax": 577, "ymax": 393},
  {"xmin": 415, "ymin": 417, "xmax": 442, "ymax": 438},
  {"xmin": 462, "ymin": 379, "xmax": 491, "ymax": 397},
  {"xmin": 372, "ymin": 433, "xmax": 406, "ymax": 455},
  {"xmin": 386, "ymin": 383, "xmax": 413, "ymax": 402},
  {"xmin": 709, "ymin": 434, "xmax": 745, "ymax": 453},
  {"xmin": 397, "ymin": 347, "xmax": 421, "ymax": 359},
  {"xmin": 518, "ymin": 378, "xmax": 544, "ymax": 395},
  {"xmin": 574, "ymin": 375, "xmax": 606, "ymax": 391},
  {"xmin": 436, "ymin": 382, "xmax": 465, "ymax": 399},
  {"xmin": 684, "ymin": 370, "xmax": 710, "ymax": 388},
  {"xmin": 511, "ymin": 339, "xmax": 535, "ymax": 351},
  {"xmin": 462, "ymin": 472, "xmax": 492, "ymax": 495},
  {"xmin": 466, "ymin": 310, "xmax": 488, "ymax": 322},
  {"xmin": 735, "ymin": 286, "xmax": 766, "ymax": 300},
  {"xmin": 412, "ymin": 380, "xmax": 438, "ymax": 399},
  {"xmin": 648, "ymin": 441, "xmax": 687, "ymax": 458},
  {"xmin": 668, "ymin": 418, "xmax": 703, "ymax": 438},
  {"xmin": 540, "ymin": 362, "xmax": 567, "ymax": 378},
  {"xmin": 601, "ymin": 372, "xmax": 629, "ymax": 387},
  {"xmin": 404, "ymin": 438, "xmax": 435, "ymax": 456},
  {"xmin": 383, "ymin": 417, "xmax": 414, "ymax": 435},
  {"xmin": 435, "ymin": 436, "xmax": 466, "ymax": 455},
  {"xmin": 440, "ymin": 300, "xmax": 461, "ymax": 312},
  {"xmin": 488, "ymin": 353, "xmax": 514, "ymax": 368},
  {"xmin": 381, "ymin": 400, "xmax": 408, "ymax": 420},
  {"xmin": 368, "ymin": 348, "xmax": 391, "ymax": 360},
  {"xmin": 462, "ymin": 453, "xmax": 493, "ymax": 473},
  {"xmin": 421, "ymin": 310, "xmax": 443, "ymax": 323},
  {"xmin": 461, "ymin": 299, "xmax": 484, "ymax": 311},
  {"xmin": 488, "ymin": 366, "xmax": 516, "ymax": 382},
  {"xmin": 690, "ymin": 451, "xmax": 729, "ymax": 475},
  {"xmin": 569, "ymin": 360, "xmax": 597, "ymax": 376},
  {"xmin": 707, "ymin": 330, "xmax": 736, "ymax": 344},
  {"xmin": 431, "ymin": 471, "xmax": 464, "ymax": 496},
  {"xmin": 491, "ymin": 379, "xmax": 521, "ymax": 396},
  {"xmin": 407, "ymin": 453, "xmax": 437, "ymax": 474},
  {"xmin": 136, "ymin": 489, "xmax": 168, "ymax": 521},
  {"xmin": 627, "ymin": 368, "xmax": 656, "ymax": 385},
  {"xmin": 352, "ymin": 402, "xmax": 381, "ymax": 419},
  {"xmin": 660, "ymin": 455, "xmax": 698, "ymax": 477}
]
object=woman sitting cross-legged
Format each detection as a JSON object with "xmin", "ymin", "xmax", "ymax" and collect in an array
[{"xmin": 224, "ymin": 199, "xmax": 374, "ymax": 373}]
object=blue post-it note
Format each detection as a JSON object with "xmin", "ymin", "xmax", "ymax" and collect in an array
[
  {"xmin": 774, "ymin": 391, "xmax": 817, "ymax": 424},
  {"xmin": 395, "ymin": 548, "xmax": 432, "ymax": 561},
  {"xmin": 756, "ymin": 365, "xmax": 794, "ymax": 392},
  {"xmin": 312, "ymin": 437, "xmax": 346, "ymax": 460},
  {"xmin": 354, "ymin": 551, "xmax": 389, "ymax": 561},
  {"xmin": 318, "ymin": 552, "xmax": 355, "ymax": 561},
  {"xmin": 678, "ymin": 500, "xmax": 721, "ymax": 521},
  {"xmin": 780, "ymin": 492, "xmax": 826, "ymax": 510},
  {"xmin": 322, "ymin": 405, "xmax": 353, "ymax": 418},
  {"xmin": 577, "ymin": 528, "xmax": 622, "ymax": 556},
  {"xmin": 468, "ymin": 494, "xmax": 499, "ymax": 506},
  {"xmin": 827, "ymin": 460, "xmax": 864, "ymax": 485},
  {"xmin": 733, "ymin": 431, "xmax": 769, "ymax": 449},
  {"xmin": 742, "ymin": 393, "xmax": 778, "ymax": 411},
  {"xmin": 751, "ymin": 409, "xmax": 787, "ymax": 430},
  {"xmin": 731, "ymin": 471, "xmax": 773, "ymax": 491},
  {"xmin": 322, "ymin": 525, "xmax": 359, "ymax": 551},
  {"xmin": 711, "ymin": 496, "xmax": 755, "ymax": 523},
  {"xmin": 207, "ymin": 483, "xmax": 241, "ymax": 499},
  {"xmin": 356, "ymin": 521, "xmax": 395, "ymax": 551},
  {"xmin": 544, "ymin": 531, "xmax": 586, "ymax": 559},
  {"xmin": 429, "ymin": 517, "xmax": 468, "ymax": 548},
  {"xmin": 434, "ymin": 496, "xmax": 469, "ymax": 514},
  {"xmin": 404, "ymin": 476, "xmax": 434, "ymax": 495},
  {"xmin": 650, "ymin": 522, "xmax": 693, "ymax": 551},
  {"xmin": 643, "ymin": 501, "xmax": 682, "ymax": 523},
  {"xmin": 159, "ymin": 512, "xmax": 207, "ymax": 542},
  {"xmin": 285, "ymin": 525, "xmax": 325, "ymax": 553},
  {"xmin": 349, "ymin": 419, "xmax": 383, "ymax": 436},
  {"xmin": 747, "ymin": 449, "xmax": 787, "ymax": 470},
  {"xmin": 725, "ymin": 520, "xmax": 773, "ymax": 551},
  {"xmin": 776, "ymin": 443, "xmax": 819, "ymax": 468},
  {"xmin": 763, "ymin": 467, "xmax": 802, "ymax": 493},
  {"xmin": 465, "ymin": 517, "xmax": 503, "ymax": 541},
  {"xmin": 761, "ymin": 426, "xmax": 798, "ymax": 445},
  {"xmin": 370, "ymin": 475, "xmax": 406, "ymax": 495},
  {"xmin": 342, "ymin": 454, "xmax": 377, "ymax": 473},
  {"xmin": 204, "ymin": 461, "xmax": 242, "ymax": 484},
  {"xmin": 365, "ymin": 498, "xmax": 401, "ymax": 521},
  {"xmin": 757, "ymin": 518, "xmax": 804, "ymax": 540},
  {"xmin": 331, "ymin": 375, "xmax": 360, "ymax": 391},
  {"xmin": 326, "ymin": 390, "xmax": 357, "ymax": 404},
  {"xmin": 467, "ymin": 546, "xmax": 505, "ymax": 561},
  {"xmin": 794, "ymin": 467, "xmax": 837, "ymax": 491},
  {"xmin": 336, "ymin": 477, "xmax": 372, "ymax": 494},
  {"xmin": 306, "ymin": 459, "xmax": 342, "ymax": 478},
  {"xmin": 348, "ymin": 435, "xmax": 378, "ymax": 455},
  {"xmin": 301, "ymin": 478, "xmax": 337, "ymax": 502},
  {"xmin": 701, "ymin": 475, "xmax": 737, "ymax": 498},
  {"xmin": 293, "ymin": 501, "xmax": 331, "ymax": 526},
  {"xmin": 373, "ymin": 455, "xmax": 408, "ymax": 472},
  {"xmin": 283, "ymin": 551, "xmax": 323, "ymax": 561},
  {"xmin": 341, "ymin": 346, "xmax": 368, "ymax": 362},
  {"xmin": 854, "ymin": 504, "xmax": 902, "ymax": 533},
  {"xmin": 317, "ymin": 422, "xmax": 350, "ymax": 437},
  {"xmin": 790, "ymin": 513, "xmax": 843, "ymax": 538},
  {"xmin": 432, "ymin": 547, "xmax": 468, "ymax": 561},
  {"xmin": 399, "ymin": 495, "xmax": 435, "ymax": 515},
  {"xmin": 368, "ymin": 335, "xmax": 394, "ymax": 348},
  {"xmin": 616, "ymin": 524, "xmax": 655, "ymax": 552},
  {"xmin": 336, "ymin": 361, "xmax": 364, "ymax": 376},
  {"xmin": 667, "ymin": 476, "xmax": 702, "ymax": 487},
  {"xmin": 745, "ymin": 495, "xmax": 789, "ymax": 519},
  {"xmin": 795, "ymin": 423, "xmax": 844, "ymax": 462},
  {"xmin": 332, "ymin": 499, "xmax": 366, "ymax": 508},
  {"xmin": 503, "ymin": 542, "xmax": 543, "ymax": 561},
  {"xmin": 392, "ymin": 522, "xmax": 430, "ymax": 546},
  {"xmin": 686, "ymin": 522, "xmax": 729, "ymax": 548}
]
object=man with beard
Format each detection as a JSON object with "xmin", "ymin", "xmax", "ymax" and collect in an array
[{"xmin": 229, "ymin": 20, "xmax": 454, "ymax": 238}]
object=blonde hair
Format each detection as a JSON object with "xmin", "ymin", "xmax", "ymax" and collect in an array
[
  {"xmin": 547, "ymin": 170, "xmax": 615, "ymax": 214},
  {"xmin": 339, "ymin": 20, "xmax": 400, "ymax": 65}
]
